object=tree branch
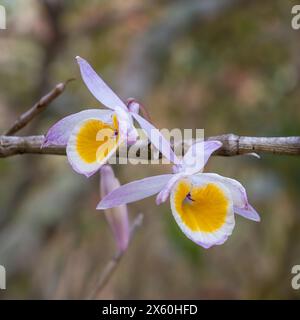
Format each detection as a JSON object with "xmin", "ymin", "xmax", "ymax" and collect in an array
[
  {"xmin": 0, "ymin": 136, "xmax": 64, "ymax": 157},
  {"xmin": 0, "ymin": 134, "xmax": 300, "ymax": 158},
  {"xmin": 207, "ymin": 134, "xmax": 300, "ymax": 156},
  {"xmin": 3, "ymin": 79, "xmax": 74, "ymax": 136}
]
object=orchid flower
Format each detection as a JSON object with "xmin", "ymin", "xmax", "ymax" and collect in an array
[
  {"xmin": 97, "ymin": 140, "xmax": 260, "ymax": 249},
  {"xmin": 100, "ymin": 165, "xmax": 130, "ymax": 253},
  {"xmin": 43, "ymin": 56, "xmax": 179, "ymax": 177}
]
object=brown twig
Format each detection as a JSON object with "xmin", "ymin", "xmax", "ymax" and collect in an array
[
  {"xmin": 88, "ymin": 213, "xmax": 143, "ymax": 299},
  {"xmin": 3, "ymin": 79, "xmax": 74, "ymax": 136},
  {"xmin": 0, "ymin": 134, "xmax": 300, "ymax": 158}
]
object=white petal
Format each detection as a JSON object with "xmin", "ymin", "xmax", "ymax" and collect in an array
[
  {"xmin": 76, "ymin": 56, "xmax": 127, "ymax": 111},
  {"xmin": 182, "ymin": 140, "xmax": 222, "ymax": 174},
  {"xmin": 131, "ymin": 112, "xmax": 181, "ymax": 164},
  {"xmin": 97, "ymin": 174, "xmax": 173, "ymax": 209},
  {"xmin": 43, "ymin": 109, "xmax": 112, "ymax": 147},
  {"xmin": 156, "ymin": 173, "xmax": 185, "ymax": 205},
  {"xmin": 234, "ymin": 204, "xmax": 261, "ymax": 222}
]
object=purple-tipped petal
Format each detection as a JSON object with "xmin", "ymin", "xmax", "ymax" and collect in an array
[
  {"xmin": 131, "ymin": 112, "xmax": 180, "ymax": 164},
  {"xmin": 234, "ymin": 204, "xmax": 260, "ymax": 222},
  {"xmin": 43, "ymin": 109, "xmax": 112, "ymax": 147},
  {"xmin": 97, "ymin": 174, "xmax": 173, "ymax": 209},
  {"xmin": 100, "ymin": 165, "xmax": 130, "ymax": 252},
  {"xmin": 182, "ymin": 140, "xmax": 222, "ymax": 174},
  {"xmin": 76, "ymin": 56, "xmax": 127, "ymax": 111}
]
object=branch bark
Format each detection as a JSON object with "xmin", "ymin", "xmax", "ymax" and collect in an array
[{"xmin": 1, "ymin": 134, "xmax": 300, "ymax": 158}]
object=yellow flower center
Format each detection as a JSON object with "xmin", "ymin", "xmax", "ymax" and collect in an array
[
  {"xmin": 76, "ymin": 114, "xmax": 119, "ymax": 163},
  {"xmin": 173, "ymin": 179, "xmax": 229, "ymax": 232}
]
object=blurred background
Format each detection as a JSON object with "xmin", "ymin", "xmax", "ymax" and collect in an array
[{"xmin": 0, "ymin": 0, "xmax": 300, "ymax": 299}]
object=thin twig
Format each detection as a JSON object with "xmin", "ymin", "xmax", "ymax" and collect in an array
[
  {"xmin": 3, "ymin": 79, "xmax": 74, "ymax": 136},
  {"xmin": 0, "ymin": 134, "xmax": 300, "ymax": 158},
  {"xmin": 88, "ymin": 213, "xmax": 143, "ymax": 299}
]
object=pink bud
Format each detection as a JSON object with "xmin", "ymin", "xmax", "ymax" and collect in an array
[{"xmin": 100, "ymin": 165, "xmax": 130, "ymax": 252}]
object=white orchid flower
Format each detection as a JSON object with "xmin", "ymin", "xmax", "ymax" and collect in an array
[
  {"xmin": 43, "ymin": 57, "xmax": 179, "ymax": 177},
  {"xmin": 97, "ymin": 141, "xmax": 260, "ymax": 249}
]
